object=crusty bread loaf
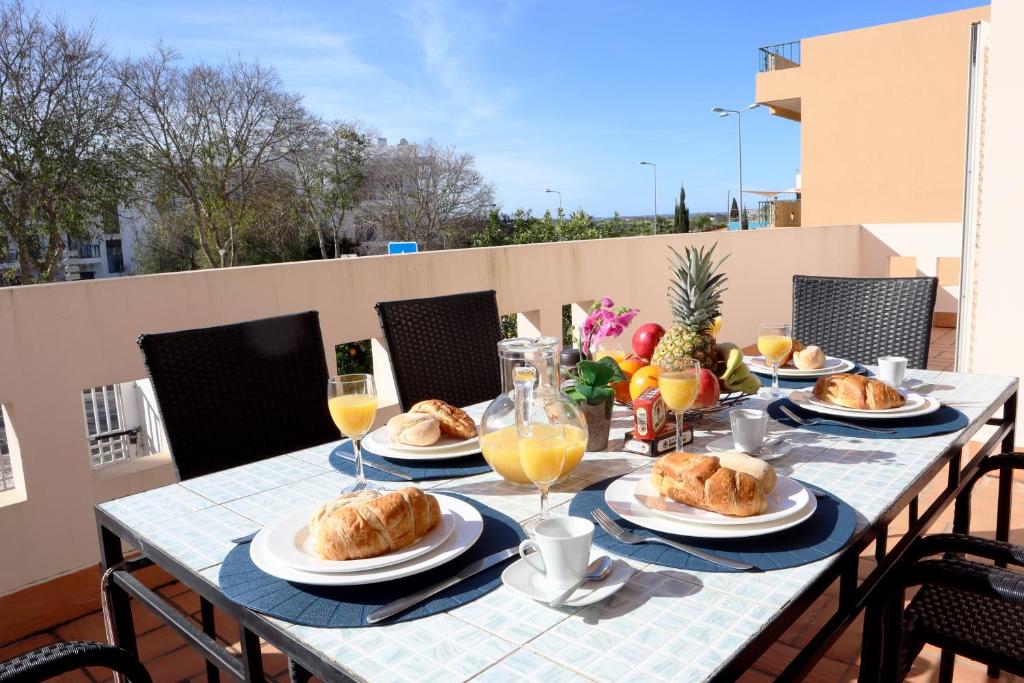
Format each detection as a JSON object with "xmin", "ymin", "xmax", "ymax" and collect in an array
[
  {"xmin": 387, "ymin": 412, "xmax": 441, "ymax": 446},
  {"xmin": 812, "ymin": 373, "xmax": 906, "ymax": 411},
  {"xmin": 714, "ymin": 450, "xmax": 777, "ymax": 493},
  {"xmin": 410, "ymin": 399, "xmax": 477, "ymax": 439},
  {"xmin": 308, "ymin": 487, "xmax": 441, "ymax": 561},
  {"xmin": 651, "ymin": 452, "xmax": 768, "ymax": 517}
]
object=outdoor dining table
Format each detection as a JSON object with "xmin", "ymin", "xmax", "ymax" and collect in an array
[{"xmin": 95, "ymin": 367, "xmax": 1018, "ymax": 682}]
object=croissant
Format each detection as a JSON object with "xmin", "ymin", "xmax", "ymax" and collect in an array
[
  {"xmin": 308, "ymin": 487, "xmax": 441, "ymax": 561},
  {"xmin": 410, "ymin": 399, "xmax": 477, "ymax": 439},
  {"xmin": 812, "ymin": 373, "xmax": 906, "ymax": 411},
  {"xmin": 651, "ymin": 452, "xmax": 768, "ymax": 517}
]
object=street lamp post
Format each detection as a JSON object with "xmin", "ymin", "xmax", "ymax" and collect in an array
[
  {"xmin": 639, "ymin": 161, "xmax": 657, "ymax": 234},
  {"xmin": 545, "ymin": 188, "xmax": 563, "ymax": 227},
  {"xmin": 712, "ymin": 104, "xmax": 759, "ymax": 229}
]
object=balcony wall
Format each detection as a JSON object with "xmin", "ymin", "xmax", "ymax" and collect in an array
[{"xmin": 0, "ymin": 223, "xmax": 950, "ymax": 595}]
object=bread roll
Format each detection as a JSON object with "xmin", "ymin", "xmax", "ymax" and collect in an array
[
  {"xmin": 309, "ymin": 487, "xmax": 441, "ymax": 561},
  {"xmin": 387, "ymin": 413, "xmax": 441, "ymax": 446},
  {"xmin": 793, "ymin": 345, "xmax": 825, "ymax": 370},
  {"xmin": 812, "ymin": 373, "xmax": 905, "ymax": 410},
  {"xmin": 651, "ymin": 452, "xmax": 767, "ymax": 517},
  {"xmin": 781, "ymin": 339, "xmax": 805, "ymax": 367},
  {"xmin": 410, "ymin": 399, "xmax": 477, "ymax": 439},
  {"xmin": 714, "ymin": 450, "xmax": 777, "ymax": 493}
]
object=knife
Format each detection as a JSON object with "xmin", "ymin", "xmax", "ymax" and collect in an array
[
  {"xmin": 336, "ymin": 452, "xmax": 414, "ymax": 481},
  {"xmin": 366, "ymin": 547, "xmax": 518, "ymax": 624}
]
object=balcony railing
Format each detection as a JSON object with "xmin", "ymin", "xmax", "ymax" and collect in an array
[
  {"xmin": 0, "ymin": 222, "xmax": 963, "ymax": 596},
  {"xmin": 759, "ymin": 41, "xmax": 801, "ymax": 72}
]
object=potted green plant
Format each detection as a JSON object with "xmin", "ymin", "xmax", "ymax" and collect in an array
[{"xmin": 565, "ymin": 357, "xmax": 624, "ymax": 451}]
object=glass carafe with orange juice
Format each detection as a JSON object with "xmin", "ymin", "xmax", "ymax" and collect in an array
[
  {"xmin": 479, "ymin": 338, "xmax": 588, "ymax": 488},
  {"xmin": 328, "ymin": 374, "xmax": 378, "ymax": 489},
  {"xmin": 655, "ymin": 358, "xmax": 700, "ymax": 449},
  {"xmin": 757, "ymin": 323, "xmax": 792, "ymax": 398}
]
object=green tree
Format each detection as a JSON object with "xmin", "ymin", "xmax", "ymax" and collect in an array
[
  {"xmin": 730, "ymin": 197, "xmax": 739, "ymax": 222},
  {"xmin": 0, "ymin": 1, "xmax": 131, "ymax": 283}
]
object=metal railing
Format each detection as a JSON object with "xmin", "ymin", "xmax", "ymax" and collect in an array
[
  {"xmin": 0, "ymin": 411, "xmax": 12, "ymax": 491},
  {"xmin": 759, "ymin": 41, "xmax": 801, "ymax": 72}
]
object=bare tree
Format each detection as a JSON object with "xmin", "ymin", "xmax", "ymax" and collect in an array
[
  {"xmin": 0, "ymin": 0, "xmax": 128, "ymax": 283},
  {"xmin": 121, "ymin": 44, "xmax": 311, "ymax": 268},
  {"xmin": 359, "ymin": 140, "xmax": 495, "ymax": 248},
  {"xmin": 290, "ymin": 120, "xmax": 371, "ymax": 259}
]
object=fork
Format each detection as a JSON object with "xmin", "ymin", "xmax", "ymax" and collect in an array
[
  {"xmin": 591, "ymin": 509, "xmax": 754, "ymax": 571},
  {"xmin": 231, "ymin": 480, "xmax": 368, "ymax": 544},
  {"xmin": 780, "ymin": 405, "xmax": 897, "ymax": 435}
]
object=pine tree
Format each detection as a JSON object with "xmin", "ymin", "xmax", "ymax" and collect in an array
[
  {"xmin": 679, "ymin": 184, "xmax": 690, "ymax": 233},
  {"xmin": 730, "ymin": 197, "xmax": 739, "ymax": 221}
]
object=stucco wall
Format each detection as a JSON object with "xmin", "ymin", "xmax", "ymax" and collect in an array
[
  {"xmin": 0, "ymin": 226, "xmax": 875, "ymax": 595},
  {"xmin": 761, "ymin": 6, "xmax": 990, "ymax": 226}
]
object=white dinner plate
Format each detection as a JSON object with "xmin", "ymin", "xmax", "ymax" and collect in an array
[
  {"xmin": 249, "ymin": 496, "xmax": 484, "ymax": 586},
  {"xmin": 633, "ymin": 473, "xmax": 811, "ymax": 526},
  {"xmin": 263, "ymin": 495, "xmax": 458, "ymax": 573},
  {"xmin": 364, "ymin": 425, "xmax": 480, "ymax": 460},
  {"xmin": 705, "ymin": 435, "xmax": 792, "ymax": 461},
  {"xmin": 746, "ymin": 355, "xmax": 855, "ymax": 378},
  {"xmin": 603, "ymin": 471, "xmax": 817, "ymax": 539},
  {"xmin": 789, "ymin": 389, "xmax": 941, "ymax": 420}
]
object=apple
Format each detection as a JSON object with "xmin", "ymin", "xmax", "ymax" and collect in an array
[
  {"xmin": 692, "ymin": 369, "xmax": 721, "ymax": 409},
  {"xmin": 631, "ymin": 323, "xmax": 665, "ymax": 360}
]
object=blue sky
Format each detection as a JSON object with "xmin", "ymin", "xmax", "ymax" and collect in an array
[{"xmin": 44, "ymin": 0, "xmax": 987, "ymax": 215}]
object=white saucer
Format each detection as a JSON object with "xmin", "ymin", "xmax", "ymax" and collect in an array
[
  {"xmin": 501, "ymin": 550, "xmax": 633, "ymax": 607},
  {"xmin": 705, "ymin": 435, "xmax": 792, "ymax": 461}
]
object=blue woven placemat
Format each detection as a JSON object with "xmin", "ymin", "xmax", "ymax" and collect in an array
[
  {"xmin": 329, "ymin": 441, "xmax": 492, "ymax": 482},
  {"xmin": 218, "ymin": 494, "xmax": 523, "ymax": 627},
  {"xmin": 767, "ymin": 398, "xmax": 967, "ymax": 439},
  {"xmin": 749, "ymin": 363, "xmax": 872, "ymax": 390},
  {"xmin": 567, "ymin": 476, "xmax": 855, "ymax": 573}
]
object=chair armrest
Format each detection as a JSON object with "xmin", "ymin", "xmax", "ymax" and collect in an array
[
  {"xmin": 902, "ymin": 558, "xmax": 1024, "ymax": 607},
  {"xmin": 0, "ymin": 640, "xmax": 151, "ymax": 683},
  {"xmin": 909, "ymin": 533, "xmax": 1024, "ymax": 568}
]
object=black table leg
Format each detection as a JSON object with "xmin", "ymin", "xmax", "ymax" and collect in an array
[
  {"xmin": 200, "ymin": 597, "xmax": 221, "ymax": 683},
  {"xmin": 98, "ymin": 522, "xmax": 137, "ymax": 657},
  {"xmin": 240, "ymin": 626, "xmax": 266, "ymax": 682}
]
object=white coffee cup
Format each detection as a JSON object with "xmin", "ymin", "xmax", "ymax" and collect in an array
[
  {"xmin": 878, "ymin": 356, "xmax": 908, "ymax": 386},
  {"xmin": 730, "ymin": 408, "xmax": 768, "ymax": 453},
  {"xmin": 518, "ymin": 516, "xmax": 594, "ymax": 590}
]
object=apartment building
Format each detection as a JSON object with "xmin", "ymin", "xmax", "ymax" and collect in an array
[{"xmin": 755, "ymin": 5, "xmax": 990, "ymax": 227}]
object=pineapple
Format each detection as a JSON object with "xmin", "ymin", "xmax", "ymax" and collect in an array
[{"xmin": 651, "ymin": 243, "xmax": 728, "ymax": 372}]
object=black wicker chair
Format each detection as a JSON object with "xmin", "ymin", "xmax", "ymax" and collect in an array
[
  {"xmin": 376, "ymin": 290, "xmax": 503, "ymax": 411},
  {"xmin": 0, "ymin": 641, "xmax": 151, "ymax": 682},
  {"xmin": 792, "ymin": 275, "xmax": 938, "ymax": 369},
  {"xmin": 137, "ymin": 311, "xmax": 339, "ymax": 480},
  {"xmin": 860, "ymin": 454, "xmax": 1024, "ymax": 682}
]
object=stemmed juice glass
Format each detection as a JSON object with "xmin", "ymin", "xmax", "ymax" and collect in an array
[
  {"xmin": 518, "ymin": 425, "xmax": 567, "ymax": 533},
  {"xmin": 656, "ymin": 358, "xmax": 700, "ymax": 448},
  {"xmin": 757, "ymin": 323, "xmax": 793, "ymax": 398},
  {"xmin": 327, "ymin": 374, "xmax": 378, "ymax": 490},
  {"xmin": 593, "ymin": 340, "xmax": 626, "ymax": 365}
]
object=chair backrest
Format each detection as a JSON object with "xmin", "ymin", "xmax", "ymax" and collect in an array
[
  {"xmin": 376, "ymin": 290, "xmax": 503, "ymax": 411},
  {"xmin": 792, "ymin": 275, "xmax": 938, "ymax": 369},
  {"xmin": 137, "ymin": 311, "xmax": 339, "ymax": 480}
]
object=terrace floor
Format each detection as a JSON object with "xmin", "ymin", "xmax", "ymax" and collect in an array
[{"xmin": 5, "ymin": 326, "xmax": 1020, "ymax": 683}]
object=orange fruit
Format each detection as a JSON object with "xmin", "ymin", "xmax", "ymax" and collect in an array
[
  {"xmin": 613, "ymin": 356, "xmax": 649, "ymax": 403},
  {"xmin": 629, "ymin": 365, "xmax": 660, "ymax": 401}
]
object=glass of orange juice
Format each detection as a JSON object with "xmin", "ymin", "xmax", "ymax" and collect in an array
[
  {"xmin": 518, "ymin": 424, "xmax": 567, "ymax": 532},
  {"xmin": 757, "ymin": 323, "xmax": 792, "ymax": 398},
  {"xmin": 593, "ymin": 340, "xmax": 626, "ymax": 365},
  {"xmin": 328, "ymin": 374, "xmax": 378, "ymax": 489},
  {"xmin": 656, "ymin": 357, "xmax": 700, "ymax": 450}
]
